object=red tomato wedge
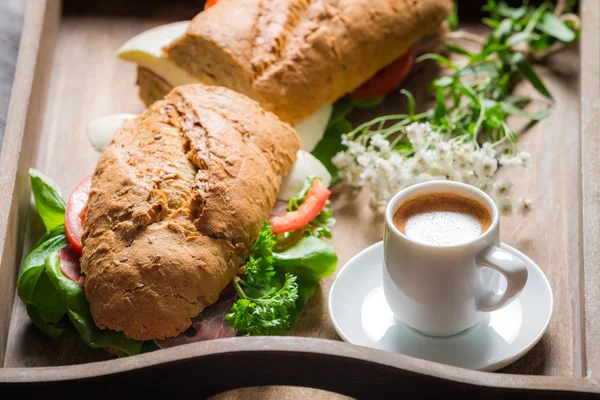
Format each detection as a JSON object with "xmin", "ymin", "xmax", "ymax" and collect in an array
[
  {"xmin": 347, "ymin": 47, "xmax": 415, "ymax": 99},
  {"xmin": 205, "ymin": 0, "xmax": 219, "ymax": 9},
  {"xmin": 269, "ymin": 179, "xmax": 331, "ymax": 234},
  {"xmin": 65, "ymin": 175, "xmax": 92, "ymax": 257}
]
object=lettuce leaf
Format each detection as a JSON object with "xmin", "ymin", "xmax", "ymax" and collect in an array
[
  {"xmin": 17, "ymin": 225, "xmax": 69, "ymax": 336},
  {"xmin": 311, "ymin": 97, "xmax": 384, "ymax": 182},
  {"xmin": 273, "ymin": 236, "xmax": 337, "ymax": 320},
  {"xmin": 18, "ymin": 169, "xmax": 145, "ymax": 355},
  {"xmin": 273, "ymin": 236, "xmax": 337, "ymax": 284},
  {"xmin": 44, "ymin": 252, "xmax": 144, "ymax": 356},
  {"xmin": 29, "ymin": 168, "xmax": 66, "ymax": 231}
]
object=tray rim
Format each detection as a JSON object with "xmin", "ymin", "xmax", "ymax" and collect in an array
[
  {"xmin": 0, "ymin": 337, "xmax": 599, "ymax": 397},
  {"xmin": 0, "ymin": 0, "xmax": 598, "ymax": 396}
]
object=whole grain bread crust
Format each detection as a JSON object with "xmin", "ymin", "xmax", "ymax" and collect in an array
[
  {"xmin": 81, "ymin": 85, "xmax": 299, "ymax": 340},
  {"xmin": 163, "ymin": 0, "xmax": 452, "ymax": 124}
]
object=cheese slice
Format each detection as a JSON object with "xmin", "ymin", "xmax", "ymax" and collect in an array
[
  {"xmin": 278, "ymin": 150, "xmax": 332, "ymax": 200},
  {"xmin": 86, "ymin": 114, "xmax": 137, "ymax": 152},
  {"xmin": 117, "ymin": 21, "xmax": 209, "ymax": 87},
  {"xmin": 293, "ymin": 104, "xmax": 333, "ymax": 152}
]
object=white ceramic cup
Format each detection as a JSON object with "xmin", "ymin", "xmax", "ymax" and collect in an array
[{"xmin": 382, "ymin": 181, "xmax": 529, "ymax": 336}]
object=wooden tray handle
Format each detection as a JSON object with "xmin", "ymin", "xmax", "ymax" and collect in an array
[{"xmin": 0, "ymin": 338, "xmax": 596, "ymax": 398}]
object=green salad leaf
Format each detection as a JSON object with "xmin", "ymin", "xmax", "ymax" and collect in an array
[
  {"xmin": 17, "ymin": 225, "xmax": 69, "ymax": 336},
  {"xmin": 44, "ymin": 252, "xmax": 143, "ymax": 356},
  {"xmin": 29, "ymin": 168, "xmax": 66, "ymax": 231},
  {"xmin": 311, "ymin": 111, "xmax": 353, "ymax": 183},
  {"xmin": 18, "ymin": 169, "xmax": 145, "ymax": 355},
  {"xmin": 274, "ymin": 235, "xmax": 337, "ymax": 320},
  {"xmin": 273, "ymin": 236, "xmax": 338, "ymax": 284},
  {"xmin": 311, "ymin": 96, "xmax": 385, "ymax": 182}
]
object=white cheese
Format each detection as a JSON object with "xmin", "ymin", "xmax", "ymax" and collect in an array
[
  {"xmin": 116, "ymin": 21, "xmax": 207, "ymax": 87},
  {"xmin": 277, "ymin": 150, "xmax": 332, "ymax": 201},
  {"xmin": 86, "ymin": 114, "xmax": 137, "ymax": 152},
  {"xmin": 292, "ymin": 103, "xmax": 333, "ymax": 152}
]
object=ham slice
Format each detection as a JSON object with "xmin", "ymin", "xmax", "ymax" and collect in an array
[
  {"xmin": 59, "ymin": 248, "xmax": 84, "ymax": 287},
  {"xmin": 154, "ymin": 295, "xmax": 238, "ymax": 349},
  {"xmin": 270, "ymin": 199, "xmax": 289, "ymax": 219}
]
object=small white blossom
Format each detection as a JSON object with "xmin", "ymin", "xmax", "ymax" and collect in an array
[
  {"xmin": 517, "ymin": 151, "xmax": 532, "ymax": 168},
  {"xmin": 346, "ymin": 141, "xmax": 366, "ymax": 156},
  {"xmin": 481, "ymin": 142, "xmax": 497, "ymax": 158},
  {"xmin": 370, "ymin": 133, "xmax": 391, "ymax": 154},
  {"xmin": 334, "ymin": 121, "xmax": 532, "ymax": 216},
  {"xmin": 435, "ymin": 141, "xmax": 451, "ymax": 159},
  {"xmin": 517, "ymin": 197, "xmax": 534, "ymax": 215},
  {"xmin": 332, "ymin": 151, "xmax": 354, "ymax": 169},
  {"xmin": 500, "ymin": 151, "xmax": 532, "ymax": 167},
  {"xmin": 493, "ymin": 179, "xmax": 513, "ymax": 196},
  {"xmin": 428, "ymin": 132, "xmax": 441, "ymax": 145},
  {"xmin": 406, "ymin": 122, "xmax": 431, "ymax": 150},
  {"xmin": 499, "ymin": 196, "xmax": 513, "ymax": 215},
  {"xmin": 478, "ymin": 156, "xmax": 498, "ymax": 177},
  {"xmin": 357, "ymin": 151, "xmax": 378, "ymax": 167}
]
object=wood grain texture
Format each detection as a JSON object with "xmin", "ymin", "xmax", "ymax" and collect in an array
[
  {"xmin": 581, "ymin": 0, "xmax": 600, "ymax": 384},
  {"xmin": 0, "ymin": 0, "xmax": 598, "ymax": 397},
  {"xmin": 1, "ymin": 337, "xmax": 600, "ymax": 398},
  {"xmin": 0, "ymin": 0, "xmax": 59, "ymax": 366}
]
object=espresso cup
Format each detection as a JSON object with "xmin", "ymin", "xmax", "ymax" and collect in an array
[{"xmin": 382, "ymin": 181, "xmax": 529, "ymax": 336}]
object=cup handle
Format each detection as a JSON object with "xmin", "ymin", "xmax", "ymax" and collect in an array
[{"xmin": 475, "ymin": 245, "xmax": 529, "ymax": 312}]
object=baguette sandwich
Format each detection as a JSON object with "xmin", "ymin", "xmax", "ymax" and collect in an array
[
  {"xmin": 118, "ymin": 0, "xmax": 452, "ymax": 150},
  {"xmin": 18, "ymin": 85, "xmax": 338, "ymax": 354}
]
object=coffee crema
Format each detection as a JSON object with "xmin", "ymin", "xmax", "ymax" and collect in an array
[{"xmin": 393, "ymin": 193, "xmax": 492, "ymax": 246}]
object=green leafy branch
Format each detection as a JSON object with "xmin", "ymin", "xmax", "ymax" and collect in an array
[{"xmin": 314, "ymin": 0, "xmax": 580, "ymax": 179}]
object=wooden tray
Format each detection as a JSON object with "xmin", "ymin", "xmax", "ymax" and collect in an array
[{"xmin": 0, "ymin": 0, "xmax": 598, "ymax": 397}]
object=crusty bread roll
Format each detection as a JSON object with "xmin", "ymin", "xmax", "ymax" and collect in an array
[
  {"xmin": 81, "ymin": 85, "xmax": 299, "ymax": 340},
  {"xmin": 157, "ymin": 0, "xmax": 452, "ymax": 124},
  {"xmin": 137, "ymin": 67, "xmax": 173, "ymax": 108}
]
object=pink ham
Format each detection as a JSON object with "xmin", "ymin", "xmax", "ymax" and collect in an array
[
  {"xmin": 154, "ymin": 295, "xmax": 238, "ymax": 348},
  {"xmin": 59, "ymin": 248, "xmax": 84, "ymax": 286},
  {"xmin": 270, "ymin": 199, "xmax": 289, "ymax": 219}
]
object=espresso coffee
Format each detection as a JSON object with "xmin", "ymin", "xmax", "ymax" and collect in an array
[{"xmin": 393, "ymin": 192, "xmax": 492, "ymax": 246}]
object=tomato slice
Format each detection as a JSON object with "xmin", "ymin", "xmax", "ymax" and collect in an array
[
  {"xmin": 269, "ymin": 179, "xmax": 331, "ymax": 234},
  {"xmin": 205, "ymin": 0, "xmax": 219, "ymax": 9},
  {"xmin": 65, "ymin": 175, "xmax": 92, "ymax": 257},
  {"xmin": 347, "ymin": 47, "xmax": 415, "ymax": 99}
]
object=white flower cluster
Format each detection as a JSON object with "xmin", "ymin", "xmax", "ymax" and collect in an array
[{"xmin": 332, "ymin": 122, "xmax": 533, "ymax": 215}]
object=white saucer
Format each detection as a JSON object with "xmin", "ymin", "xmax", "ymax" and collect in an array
[{"xmin": 328, "ymin": 241, "xmax": 553, "ymax": 372}]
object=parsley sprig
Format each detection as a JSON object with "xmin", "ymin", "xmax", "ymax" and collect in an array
[{"xmin": 225, "ymin": 222, "xmax": 299, "ymax": 336}]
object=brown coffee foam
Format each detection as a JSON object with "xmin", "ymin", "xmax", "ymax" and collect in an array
[{"xmin": 393, "ymin": 192, "xmax": 492, "ymax": 235}]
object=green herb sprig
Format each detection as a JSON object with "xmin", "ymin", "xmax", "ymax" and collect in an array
[{"xmin": 321, "ymin": 0, "xmax": 579, "ymax": 170}]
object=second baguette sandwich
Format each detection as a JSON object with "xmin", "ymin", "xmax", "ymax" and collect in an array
[{"xmin": 125, "ymin": 0, "xmax": 452, "ymax": 125}]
